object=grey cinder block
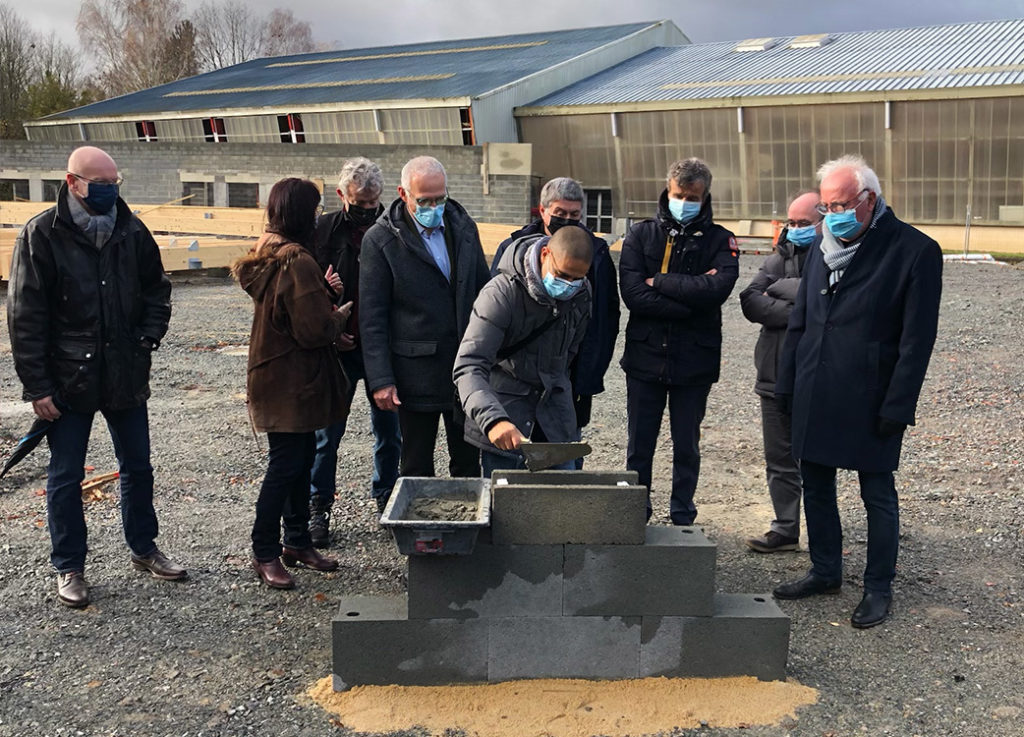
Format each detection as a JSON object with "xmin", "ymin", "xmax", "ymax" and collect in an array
[
  {"xmin": 564, "ymin": 525, "xmax": 717, "ymax": 616},
  {"xmin": 491, "ymin": 469, "xmax": 639, "ymax": 486},
  {"xmin": 491, "ymin": 484, "xmax": 646, "ymax": 545},
  {"xmin": 640, "ymin": 594, "xmax": 791, "ymax": 681},
  {"xmin": 332, "ymin": 595, "xmax": 488, "ymax": 690},
  {"xmin": 488, "ymin": 616, "xmax": 642, "ymax": 681},
  {"xmin": 408, "ymin": 542, "xmax": 563, "ymax": 619}
]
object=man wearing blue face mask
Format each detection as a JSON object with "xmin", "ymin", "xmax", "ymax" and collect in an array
[
  {"xmin": 619, "ymin": 158, "xmax": 740, "ymax": 525},
  {"xmin": 740, "ymin": 191, "xmax": 821, "ymax": 553},
  {"xmin": 454, "ymin": 225, "xmax": 593, "ymax": 477},
  {"xmin": 8, "ymin": 146, "xmax": 184, "ymax": 609},
  {"xmin": 360, "ymin": 156, "xmax": 490, "ymax": 481},
  {"xmin": 774, "ymin": 155, "xmax": 942, "ymax": 629}
]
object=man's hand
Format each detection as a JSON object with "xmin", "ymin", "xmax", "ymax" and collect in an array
[
  {"xmin": 325, "ymin": 265, "xmax": 343, "ymax": 296},
  {"xmin": 644, "ymin": 277, "xmax": 655, "ymax": 287},
  {"xmin": 487, "ymin": 420, "xmax": 524, "ymax": 451},
  {"xmin": 32, "ymin": 396, "xmax": 61, "ymax": 421},
  {"xmin": 336, "ymin": 333, "xmax": 356, "ymax": 352},
  {"xmin": 373, "ymin": 385, "xmax": 401, "ymax": 412},
  {"xmin": 705, "ymin": 268, "xmax": 718, "ymax": 275}
]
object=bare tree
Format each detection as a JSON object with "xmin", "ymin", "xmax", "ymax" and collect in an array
[
  {"xmin": 0, "ymin": 3, "xmax": 37, "ymax": 138},
  {"xmin": 25, "ymin": 33, "xmax": 83, "ymax": 119},
  {"xmin": 193, "ymin": 1, "xmax": 264, "ymax": 72},
  {"xmin": 261, "ymin": 8, "xmax": 316, "ymax": 59}
]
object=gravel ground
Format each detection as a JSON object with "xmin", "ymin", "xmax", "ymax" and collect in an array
[{"xmin": 0, "ymin": 256, "xmax": 1022, "ymax": 737}]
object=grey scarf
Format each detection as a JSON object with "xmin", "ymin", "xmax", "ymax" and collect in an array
[
  {"xmin": 66, "ymin": 190, "xmax": 116, "ymax": 250},
  {"xmin": 523, "ymin": 237, "xmax": 552, "ymax": 303},
  {"xmin": 820, "ymin": 195, "xmax": 887, "ymax": 287}
]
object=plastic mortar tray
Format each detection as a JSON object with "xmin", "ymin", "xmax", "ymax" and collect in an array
[{"xmin": 380, "ymin": 476, "xmax": 491, "ymax": 555}]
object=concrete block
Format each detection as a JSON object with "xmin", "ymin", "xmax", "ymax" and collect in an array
[
  {"xmin": 491, "ymin": 469, "xmax": 639, "ymax": 486},
  {"xmin": 408, "ymin": 542, "xmax": 563, "ymax": 619},
  {"xmin": 488, "ymin": 616, "xmax": 641, "ymax": 681},
  {"xmin": 640, "ymin": 594, "xmax": 790, "ymax": 681},
  {"xmin": 564, "ymin": 526, "xmax": 716, "ymax": 616},
  {"xmin": 332, "ymin": 595, "xmax": 488, "ymax": 690},
  {"xmin": 491, "ymin": 483, "xmax": 646, "ymax": 545}
]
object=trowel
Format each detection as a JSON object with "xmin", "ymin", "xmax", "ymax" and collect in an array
[{"xmin": 519, "ymin": 439, "xmax": 592, "ymax": 471}]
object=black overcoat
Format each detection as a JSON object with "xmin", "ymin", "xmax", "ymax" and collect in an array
[{"xmin": 776, "ymin": 208, "xmax": 943, "ymax": 472}]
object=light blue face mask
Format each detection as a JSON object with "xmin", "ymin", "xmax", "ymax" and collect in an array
[
  {"xmin": 668, "ymin": 198, "xmax": 701, "ymax": 224},
  {"xmin": 786, "ymin": 225, "xmax": 817, "ymax": 247},
  {"xmin": 824, "ymin": 210, "xmax": 862, "ymax": 240},
  {"xmin": 542, "ymin": 272, "xmax": 583, "ymax": 301},
  {"xmin": 414, "ymin": 202, "xmax": 445, "ymax": 229}
]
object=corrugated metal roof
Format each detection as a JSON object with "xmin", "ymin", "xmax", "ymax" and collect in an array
[
  {"xmin": 41, "ymin": 23, "xmax": 657, "ymax": 120},
  {"xmin": 522, "ymin": 18, "xmax": 1024, "ymax": 108}
]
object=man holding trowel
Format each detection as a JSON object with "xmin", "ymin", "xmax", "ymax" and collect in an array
[{"xmin": 454, "ymin": 225, "xmax": 593, "ymax": 477}]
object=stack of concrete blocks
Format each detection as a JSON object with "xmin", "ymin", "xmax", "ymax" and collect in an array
[{"xmin": 332, "ymin": 470, "xmax": 790, "ymax": 690}]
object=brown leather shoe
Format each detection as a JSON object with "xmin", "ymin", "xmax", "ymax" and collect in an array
[
  {"xmin": 281, "ymin": 546, "xmax": 339, "ymax": 572},
  {"xmin": 131, "ymin": 548, "xmax": 188, "ymax": 580},
  {"xmin": 253, "ymin": 557, "xmax": 295, "ymax": 589},
  {"xmin": 57, "ymin": 571, "xmax": 89, "ymax": 608}
]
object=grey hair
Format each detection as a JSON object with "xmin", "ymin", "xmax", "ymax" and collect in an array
[
  {"xmin": 401, "ymin": 156, "xmax": 447, "ymax": 190},
  {"xmin": 817, "ymin": 154, "xmax": 883, "ymax": 197},
  {"xmin": 667, "ymin": 158, "xmax": 712, "ymax": 191},
  {"xmin": 338, "ymin": 157, "xmax": 383, "ymax": 196},
  {"xmin": 540, "ymin": 177, "xmax": 586, "ymax": 211}
]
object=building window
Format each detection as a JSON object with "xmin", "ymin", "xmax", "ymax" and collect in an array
[
  {"xmin": 0, "ymin": 179, "xmax": 30, "ymax": 201},
  {"xmin": 227, "ymin": 182, "xmax": 259, "ymax": 208},
  {"xmin": 202, "ymin": 117, "xmax": 228, "ymax": 143},
  {"xmin": 584, "ymin": 188, "xmax": 613, "ymax": 233},
  {"xmin": 42, "ymin": 180, "xmax": 63, "ymax": 201},
  {"xmin": 182, "ymin": 181, "xmax": 214, "ymax": 207},
  {"xmin": 135, "ymin": 120, "xmax": 157, "ymax": 142},
  {"xmin": 277, "ymin": 114, "xmax": 305, "ymax": 143},
  {"xmin": 460, "ymin": 107, "xmax": 475, "ymax": 145}
]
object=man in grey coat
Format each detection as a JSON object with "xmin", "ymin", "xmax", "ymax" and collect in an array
[
  {"xmin": 739, "ymin": 190, "xmax": 820, "ymax": 553},
  {"xmin": 454, "ymin": 226, "xmax": 593, "ymax": 478},
  {"xmin": 360, "ymin": 156, "xmax": 490, "ymax": 479}
]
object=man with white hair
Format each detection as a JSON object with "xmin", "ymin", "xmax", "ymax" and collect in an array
[
  {"xmin": 773, "ymin": 154, "xmax": 942, "ymax": 629},
  {"xmin": 360, "ymin": 156, "xmax": 490, "ymax": 480},
  {"xmin": 7, "ymin": 145, "xmax": 184, "ymax": 608},
  {"xmin": 307, "ymin": 158, "xmax": 402, "ymax": 543}
]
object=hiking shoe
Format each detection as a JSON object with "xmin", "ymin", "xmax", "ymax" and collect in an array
[
  {"xmin": 746, "ymin": 531, "xmax": 799, "ymax": 553},
  {"xmin": 309, "ymin": 508, "xmax": 330, "ymax": 549}
]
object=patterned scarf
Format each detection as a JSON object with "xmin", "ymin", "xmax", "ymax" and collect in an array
[
  {"xmin": 819, "ymin": 195, "xmax": 887, "ymax": 287},
  {"xmin": 66, "ymin": 190, "xmax": 116, "ymax": 250}
]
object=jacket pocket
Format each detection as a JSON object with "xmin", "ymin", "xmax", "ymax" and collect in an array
[
  {"xmin": 49, "ymin": 338, "xmax": 97, "ymax": 398},
  {"xmin": 392, "ymin": 340, "xmax": 438, "ymax": 358},
  {"xmin": 624, "ymin": 323, "xmax": 652, "ymax": 343},
  {"xmin": 492, "ymin": 369, "xmax": 533, "ymax": 397}
]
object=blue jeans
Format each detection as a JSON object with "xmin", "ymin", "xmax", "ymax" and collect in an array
[
  {"xmin": 309, "ymin": 349, "xmax": 401, "ymax": 506},
  {"xmin": 801, "ymin": 459, "xmax": 900, "ymax": 593},
  {"xmin": 45, "ymin": 403, "xmax": 158, "ymax": 573},
  {"xmin": 253, "ymin": 431, "xmax": 315, "ymax": 561}
]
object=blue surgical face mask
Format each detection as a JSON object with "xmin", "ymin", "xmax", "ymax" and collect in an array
[
  {"xmin": 786, "ymin": 225, "xmax": 817, "ymax": 247},
  {"xmin": 542, "ymin": 272, "xmax": 583, "ymax": 301},
  {"xmin": 668, "ymin": 198, "xmax": 701, "ymax": 224},
  {"xmin": 414, "ymin": 202, "xmax": 445, "ymax": 229},
  {"xmin": 82, "ymin": 182, "xmax": 119, "ymax": 213},
  {"xmin": 824, "ymin": 210, "xmax": 862, "ymax": 240}
]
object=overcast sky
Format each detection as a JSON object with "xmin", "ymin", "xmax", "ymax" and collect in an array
[{"xmin": 16, "ymin": 0, "xmax": 1024, "ymax": 55}]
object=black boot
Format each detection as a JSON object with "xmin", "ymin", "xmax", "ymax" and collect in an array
[{"xmin": 308, "ymin": 502, "xmax": 331, "ymax": 549}]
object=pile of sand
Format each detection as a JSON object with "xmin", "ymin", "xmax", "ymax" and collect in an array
[{"xmin": 308, "ymin": 675, "xmax": 818, "ymax": 736}]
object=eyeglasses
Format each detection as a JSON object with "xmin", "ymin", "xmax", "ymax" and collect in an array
[
  {"xmin": 786, "ymin": 219, "xmax": 818, "ymax": 228},
  {"xmin": 70, "ymin": 172, "xmax": 124, "ymax": 186},
  {"xmin": 816, "ymin": 189, "xmax": 868, "ymax": 215},
  {"xmin": 414, "ymin": 193, "xmax": 448, "ymax": 208}
]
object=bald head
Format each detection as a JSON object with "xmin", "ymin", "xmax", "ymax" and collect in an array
[
  {"xmin": 547, "ymin": 224, "xmax": 593, "ymax": 266},
  {"xmin": 66, "ymin": 146, "xmax": 120, "ymax": 214},
  {"xmin": 787, "ymin": 191, "xmax": 821, "ymax": 227}
]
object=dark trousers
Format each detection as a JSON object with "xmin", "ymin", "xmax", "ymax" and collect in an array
[
  {"xmin": 760, "ymin": 395, "xmax": 802, "ymax": 538},
  {"xmin": 625, "ymin": 377, "xmax": 710, "ymax": 525},
  {"xmin": 252, "ymin": 432, "xmax": 315, "ymax": 561},
  {"xmin": 45, "ymin": 403, "xmax": 158, "ymax": 573},
  {"xmin": 397, "ymin": 407, "xmax": 480, "ymax": 478},
  {"xmin": 801, "ymin": 459, "xmax": 899, "ymax": 593},
  {"xmin": 309, "ymin": 350, "xmax": 402, "ymax": 506}
]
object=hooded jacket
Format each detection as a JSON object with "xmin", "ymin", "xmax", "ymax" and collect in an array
[
  {"xmin": 359, "ymin": 196, "xmax": 491, "ymax": 412},
  {"xmin": 492, "ymin": 219, "xmax": 619, "ymax": 398},
  {"xmin": 233, "ymin": 234, "xmax": 350, "ymax": 433},
  {"xmin": 455, "ymin": 235, "xmax": 591, "ymax": 453},
  {"xmin": 739, "ymin": 229, "xmax": 812, "ymax": 397},
  {"xmin": 7, "ymin": 183, "xmax": 171, "ymax": 414},
  {"xmin": 619, "ymin": 190, "xmax": 739, "ymax": 385}
]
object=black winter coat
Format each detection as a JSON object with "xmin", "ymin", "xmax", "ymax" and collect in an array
[
  {"xmin": 739, "ymin": 230, "xmax": 810, "ymax": 398},
  {"xmin": 492, "ymin": 220, "xmax": 619, "ymax": 397},
  {"xmin": 359, "ymin": 197, "xmax": 491, "ymax": 412},
  {"xmin": 776, "ymin": 208, "xmax": 943, "ymax": 472},
  {"xmin": 7, "ymin": 185, "xmax": 171, "ymax": 414},
  {"xmin": 619, "ymin": 191, "xmax": 739, "ymax": 385},
  {"xmin": 312, "ymin": 205, "xmax": 383, "ymax": 291}
]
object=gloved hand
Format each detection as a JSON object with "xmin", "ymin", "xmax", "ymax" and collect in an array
[
  {"xmin": 876, "ymin": 417, "xmax": 906, "ymax": 437},
  {"xmin": 775, "ymin": 392, "xmax": 792, "ymax": 416}
]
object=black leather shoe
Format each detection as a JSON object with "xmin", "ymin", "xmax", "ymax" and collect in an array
[
  {"xmin": 851, "ymin": 591, "xmax": 892, "ymax": 629},
  {"xmin": 773, "ymin": 572, "xmax": 842, "ymax": 600},
  {"xmin": 281, "ymin": 546, "xmax": 339, "ymax": 571},
  {"xmin": 56, "ymin": 571, "xmax": 89, "ymax": 608},
  {"xmin": 131, "ymin": 548, "xmax": 188, "ymax": 580}
]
